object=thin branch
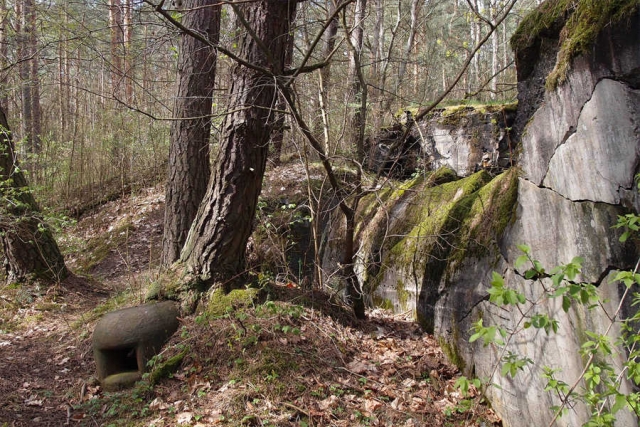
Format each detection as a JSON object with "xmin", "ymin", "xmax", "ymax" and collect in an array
[
  {"xmin": 370, "ymin": 0, "xmax": 520, "ymax": 186},
  {"xmin": 143, "ymin": 0, "xmax": 275, "ymax": 77}
]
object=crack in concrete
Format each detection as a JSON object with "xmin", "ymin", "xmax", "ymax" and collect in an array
[
  {"xmin": 539, "ymin": 77, "xmax": 616, "ymax": 185},
  {"xmin": 523, "ymin": 175, "xmax": 626, "ymax": 207},
  {"xmin": 458, "ymin": 294, "xmax": 489, "ymax": 323}
]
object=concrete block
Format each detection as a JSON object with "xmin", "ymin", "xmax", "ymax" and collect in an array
[{"xmin": 93, "ymin": 301, "xmax": 179, "ymax": 391}]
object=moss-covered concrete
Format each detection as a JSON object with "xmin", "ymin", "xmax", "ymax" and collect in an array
[
  {"xmin": 511, "ymin": 0, "xmax": 640, "ymax": 89},
  {"xmin": 354, "ymin": 167, "xmax": 518, "ymax": 335}
]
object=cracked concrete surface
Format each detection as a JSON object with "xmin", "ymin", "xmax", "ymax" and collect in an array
[{"xmin": 542, "ymin": 79, "xmax": 640, "ymax": 205}]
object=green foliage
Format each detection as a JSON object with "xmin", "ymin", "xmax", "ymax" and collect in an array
[
  {"xmin": 454, "ymin": 376, "xmax": 481, "ymax": 397},
  {"xmin": 469, "ymin": 318, "xmax": 506, "ymax": 347},
  {"xmin": 458, "ymin": 210, "xmax": 640, "ymax": 425},
  {"xmin": 487, "ymin": 271, "xmax": 525, "ymax": 306},
  {"xmin": 501, "ymin": 351, "xmax": 533, "ymax": 378},
  {"xmin": 614, "ymin": 213, "xmax": 639, "ymax": 243}
]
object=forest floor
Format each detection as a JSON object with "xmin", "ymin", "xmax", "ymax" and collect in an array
[{"xmin": 0, "ymin": 164, "xmax": 501, "ymax": 426}]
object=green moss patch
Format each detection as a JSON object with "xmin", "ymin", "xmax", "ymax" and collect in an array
[
  {"xmin": 360, "ymin": 168, "xmax": 518, "ymax": 332},
  {"xmin": 147, "ymin": 348, "xmax": 188, "ymax": 385},
  {"xmin": 389, "ymin": 170, "xmax": 493, "ymax": 269},
  {"xmin": 511, "ymin": 0, "xmax": 640, "ymax": 89},
  {"xmin": 205, "ymin": 287, "xmax": 259, "ymax": 318}
]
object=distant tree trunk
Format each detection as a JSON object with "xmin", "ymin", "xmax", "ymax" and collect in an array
[
  {"xmin": 180, "ymin": 0, "xmax": 297, "ymax": 287},
  {"xmin": 396, "ymin": 0, "xmax": 421, "ymax": 95},
  {"xmin": 27, "ymin": 0, "xmax": 40, "ymax": 153},
  {"xmin": 0, "ymin": 107, "xmax": 68, "ymax": 283},
  {"xmin": 369, "ymin": 0, "xmax": 384, "ymax": 131},
  {"xmin": 342, "ymin": 0, "xmax": 368, "ymax": 319},
  {"xmin": 108, "ymin": 0, "xmax": 123, "ymax": 96},
  {"xmin": 162, "ymin": 0, "xmax": 220, "ymax": 266},
  {"xmin": 0, "ymin": 0, "xmax": 8, "ymax": 113},
  {"xmin": 123, "ymin": 0, "xmax": 134, "ymax": 102},
  {"xmin": 270, "ymin": 21, "xmax": 295, "ymax": 166},
  {"xmin": 490, "ymin": 0, "xmax": 498, "ymax": 99},
  {"xmin": 347, "ymin": 0, "xmax": 366, "ymax": 162},
  {"xmin": 14, "ymin": 0, "xmax": 40, "ymax": 154},
  {"xmin": 316, "ymin": 0, "xmax": 338, "ymax": 150},
  {"xmin": 16, "ymin": 0, "xmax": 31, "ymax": 150},
  {"xmin": 58, "ymin": 7, "xmax": 69, "ymax": 139}
]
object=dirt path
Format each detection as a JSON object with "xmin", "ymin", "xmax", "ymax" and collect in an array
[
  {"xmin": 0, "ymin": 276, "xmax": 108, "ymax": 425},
  {"xmin": 0, "ymin": 189, "xmax": 165, "ymax": 426}
]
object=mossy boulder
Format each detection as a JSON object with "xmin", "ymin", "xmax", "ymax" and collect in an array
[{"xmin": 342, "ymin": 168, "xmax": 518, "ymax": 333}]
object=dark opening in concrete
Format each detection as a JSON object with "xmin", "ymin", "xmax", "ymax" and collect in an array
[
  {"xmin": 101, "ymin": 347, "xmax": 139, "ymax": 377},
  {"xmin": 93, "ymin": 301, "xmax": 179, "ymax": 391}
]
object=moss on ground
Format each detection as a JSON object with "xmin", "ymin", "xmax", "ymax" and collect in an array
[
  {"xmin": 205, "ymin": 287, "xmax": 259, "ymax": 318},
  {"xmin": 147, "ymin": 348, "xmax": 188, "ymax": 385},
  {"xmin": 75, "ymin": 222, "xmax": 134, "ymax": 273},
  {"xmin": 511, "ymin": 0, "xmax": 640, "ymax": 90}
]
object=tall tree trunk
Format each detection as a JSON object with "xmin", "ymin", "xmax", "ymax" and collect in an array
[
  {"xmin": 108, "ymin": 0, "xmax": 123, "ymax": 97},
  {"xmin": 270, "ymin": 18, "xmax": 295, "ymax": 166},
  {"xmin": 0, "ymin": 107, "xmax": 68, "ymax": 283},
  {"xmin": 347, "ymin": 0, "xmax": 366, "ymax": 163},
  {"xmin": 369, "ymin": 0, "xmax": 384, "ymax": 131},
  {"xmin": 396, "ymin": 0, "xmax": 421, "ymax": 96},
  {"xmin": 28, "ymin": 0, "xmax": 40, "ymax": 154},
  {"xmin": 162, "ymin": 0, "xmax": 220, "ymax": 266},
  {"xmin": 490, "ymin": 0, "xmax": 498, "ymax": 99},
  {"xmin": 342, "ymin": 0, "xmax": 368, "ymax": 318},
  {"xmin": 0, "ymin": 0, "xmax": 8, "ymax": 114},
  {"xmin": 123, "ymin": 0, "xmax": 134, "ymax": 102},
  {"xmin": 180, "ymin": 0, "xmax": 297, "ymax": 287},
  {"xmin": 314, "ymin": 0, "xmax": 338, "ymax": 150},
  {"xmin": 16, "ymin": 1, "xmax": 32, "ymax": 151}
]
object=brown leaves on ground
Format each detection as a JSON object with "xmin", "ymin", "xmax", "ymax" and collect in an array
[
  {"xmin": 0, "ymin": 180, "xmax": 500, "ymax": 426},
  {"xmin": 89, "ymin": 290, "xmax": 499, "ymax": 427}
]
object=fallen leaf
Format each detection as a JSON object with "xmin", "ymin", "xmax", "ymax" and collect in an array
[
  {"xmin": 347, "ymin": 359, "xmax": 376, "ymax": 374},
  {"xmin": 148, "ymin": 397, "xmax": 166, "ymax": 411},
  {"xmin": 176, "ymin": 411, "xmax": 193, "ymax": 424},
  {"xmin": 318, "ymin": 395, "xmax": 338, "ymax": 410},
  {"xmin": 25, "ymin": 395, "xmax": 43, "ymax": 406},
  {"xmin": 364, "ymin": 398, "xmax": 382, "ymax": 412}
]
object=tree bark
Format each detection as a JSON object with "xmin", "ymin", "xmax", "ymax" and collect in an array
[
  {"xmin": 0, "ymin": 107, "xmax": 68, "ymax": 283},
  {"xmin": 180, "ymin": 0, "xmax": 297, "ymax": 287},
  {"xmin": 28, "ymin": 0, "xmax": 41, "ymax": 153},
  {"xmin": 16, "ymin": 1, "xmax": 32, "ymax": 151},
  {"xmin": 108, "ymin": 0, "xmax": 123, "ymax": 96},
  {"xmin": 347, "ymin": 0, "xmax": 366, "ymax": 163},
  {"xmin": 316, "ymin": 0, "xmax": 338, "ymax": 150},
  {"xmin": 270, "ymin": 18, "xmax": 295, "ymax": 166},
  {"xmin": 123, "ymin": 0, "xmax": 134, "ymax": 102},
  {"xmin": 396, "ymin": 0, "xmax": 422, "ymax": 96},
  {"xmin": 162, "ymin": 0, "xmax": 220, "ymax": 266},
  {"xmin": 0, "ymin": 0, "xmax": 8, "ymax": 114}
]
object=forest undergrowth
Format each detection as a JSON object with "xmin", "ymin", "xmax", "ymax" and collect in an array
[{"xmin": 0, "ymin": 163, "xmax": 499, "ymax": 426}]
